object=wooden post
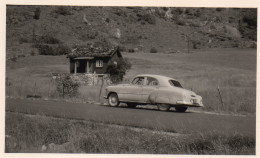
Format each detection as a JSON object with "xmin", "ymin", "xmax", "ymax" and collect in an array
[
  {"xmin": 86, "ymin": 61, "xmax": 89, "ymax": 73},
  {"xmin": 98, "ymin": 75, "xmax": 104, "ymax": 102},
  {"xmin": 218, "ymin": 86, "xmax": 224, "ymax": 107},
  {"xmin": 74, "ymin": 62, "xmax": 77, "ymax": 73},
  {"xmin": 187, "ymin": 35, "xmax": 190, "ymax": 53},
  {"xmin": 62, "ymin": 83, "xmax": 65, "ymax": 98},
  {"xmin": 34, "ymin": 82, "xmax": 37, "ymax": 96}
]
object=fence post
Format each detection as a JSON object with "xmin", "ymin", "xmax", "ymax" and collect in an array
[
  {"xmin": 98, "ymin": 76, "xmax": 104, "ymax": 102},
  {"xmin": 62, "ymin": 83, "xmax": 65, "ymax": 98},
  {"xmin": 218, "ymin": 86, "xmax": 224, "ymax": 107},
  {"xmin": 47, "ymin": 78, "xmax": 53, "ymax": 98}
]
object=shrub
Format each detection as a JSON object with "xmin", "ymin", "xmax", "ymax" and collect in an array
[
  {"xmin": 176, "ymin": 18, "xmax": 185, "ymax": 25},
  {"xmin": 216, "ymin": 8, "xmax": 223, "ymax": 12},
  {"xmin": 106, "ymin": 58, "xmax": 132, "ymax": 83},
  {"xmin": 56, "ymin": 44, "xmax": 71, "ymax": 55},
  {"xmin": 118, "ymin": 45, "xmax": 126, "ymax": 52},
  {"xmin": 36, "ymin": 44, "xmax": 56, "ymax": 55},
  {"xmin": 192, "ymin": 40, "xmax": 201, "ymax": 49},
  {"xmin": 142, "ymin": 14, "xmax": 156, "ymax": 24},
  {"xmin": 56, "ymin": 74, "xmax": 80, "ymax": 98},
  {"xmin": 238, "ymin": 9, "xmax": 257, "ymax": 41},
  {"xmin": 33, "ymin": 8, "xmax": 41, "ymax": 20},
  {"xmin": 80, "ymin": 31, "xmax": 98, "ymax": 40},
  {"xmin": 55, "ymin": 6, "xmax": 73, "ymax": 16},
  {"xmin": 39, "ymin": 35, "xmax": 61, "ymax": 44},
  {"xmin": 35, "ymin": 44, "xmax": 70, "ymax": 55},
  {"xmin": 10, "ymin": 56, "xmax": 17, "ymax": 62},
  {"xmin": 19, "ymin": 37, "xmax": 29, "ymax": 44},
  {"xmin": 136, "ymin": 12, "xmax": 156, "ymax": 25},
  {"xmin": 128, "ymin": 49, "xmax": 134, "ymax": 53},
  {"xmin": 150, "ymin": 47, "xmax": 158, "ymax": 53}
]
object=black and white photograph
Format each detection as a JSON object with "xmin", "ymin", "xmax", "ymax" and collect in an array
[{"xmin": 3, "ymin": 0, "xmax": 257, "ymax": 156}]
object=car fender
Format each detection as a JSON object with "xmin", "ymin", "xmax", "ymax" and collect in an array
[{"xmin": 148, "ymin": 89, "xmax": 183, "ymax": 105}]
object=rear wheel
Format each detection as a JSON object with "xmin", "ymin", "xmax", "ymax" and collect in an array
[
  {"xmin": 108, "ymin": 93, "xmax": 119, "ymax": 107},
  {"xmin": 175, "ymin": 107, "xmax": 188, "ymax": 112},
  {"xmin": 157, "ymin": 104, "xmax": 171, "ymax": 111},
  {"xmin": 127, "ymin": 103, "xmax": 137, "ymax": 108}
]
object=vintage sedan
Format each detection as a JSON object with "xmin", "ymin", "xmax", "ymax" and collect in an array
[{"xmin": 104, "ymin": 74, "xmax": 203, "ymax": 112}]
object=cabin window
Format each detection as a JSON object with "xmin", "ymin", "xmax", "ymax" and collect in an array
[{"xmin": 96, "ymin": 60, "xmax": 103, "ymax": 67}]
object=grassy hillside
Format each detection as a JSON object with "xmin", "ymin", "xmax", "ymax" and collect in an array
[{"xmin": 6, "ymin": 6, "xmax": 257, "ymax": 59}]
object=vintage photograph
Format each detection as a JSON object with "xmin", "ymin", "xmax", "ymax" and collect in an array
[{"xmin": 5, "ymin": 5, "xmax": 256, "ymax": 154}]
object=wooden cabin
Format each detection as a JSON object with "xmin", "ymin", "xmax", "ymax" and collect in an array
[{"xmin": 67, "ymin": 46, "xmax": 123, "ymax": 74}]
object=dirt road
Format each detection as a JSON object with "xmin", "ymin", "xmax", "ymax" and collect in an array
[{"xmin": 5, "ymin": 98, "xmax": 255, "ymax": 136}]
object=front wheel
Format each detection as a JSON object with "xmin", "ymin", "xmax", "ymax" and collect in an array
[
  {"xmin": 157, "ymin": 104, "xmax": 171, "ymax": 111},
  {"xmin": 108, "ymin": 93, "xmax": 120, "ymax": 107},
  {"xmin": 175, "ymin": 107, "xmax": 188, "ymax": 112}
]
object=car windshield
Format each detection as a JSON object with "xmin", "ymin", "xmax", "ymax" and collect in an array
[{"xmin": 169, "ymin": 80, "xmax": 183, "ymax": 88}]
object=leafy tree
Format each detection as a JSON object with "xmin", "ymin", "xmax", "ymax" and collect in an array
[{"xmin": 106, "ymin": 58, "xmax": 131, "ymax": 83}]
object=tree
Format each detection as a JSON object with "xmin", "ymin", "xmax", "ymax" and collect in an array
[{"xmin": 106, "ymin": 58, "xmax": 131, "ymax": 83}]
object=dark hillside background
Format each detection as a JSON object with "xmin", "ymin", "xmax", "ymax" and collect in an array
[{"xmin": 6, "ymin": 6, "xmax": 257, "ymax": 59}]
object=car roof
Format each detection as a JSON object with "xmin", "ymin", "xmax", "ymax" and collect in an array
[{"xmin": 134, "ymin": 74, "xmax": 177, "ymax": 86}]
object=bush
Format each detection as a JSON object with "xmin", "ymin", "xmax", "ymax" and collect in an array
[
  {"xmin": 238, "ymin": 9, "xmax": 257, "ymax": 41},
  {"xmin": 39, "ymin": 35, "xmax": 61, "ymax": 44},
  {"xmin": 142, "ymin": 13, "xmax": 156, "ymax": 24},
  {"xmin": 30, "ymin": 50, "xmax": 36, "ymax": 56},
  {"xmin": 56, "ymin": 45, "xmax": 71, "ymax": 55},
  {"xmin": 19, "ymin": 37, "xmax": 29, "ymax": 44},
  {"xmin": 56, "ymin": 74, "xmax": 79, "ymax": 98},
  {"xmin": 36, "ymin": 44, "xmax": 56, "ymax": 55},
  {"xmin": 192, "ymin": 40, "xmax": 201, "ymax": 49},
  {"xmin": 128, "ymin": 49, "xmax": 134, "ymax": 53},
  {"xmin": 150, "ymin": 47, "xmax": 158, "ymax": 53},
  {"xmin": 55, "ymin": 6, "xmax": 73, "ymax": 16},
  {"xmin": 80, "ymin": 31, "xmax": 98, "ymax": 40},
  {"xmin": 106, "ymin": 58, "xmax": 132, "ymax": 83},
  {"xmin": 35, "ymin": 44, "xmax": 70, "ymax": 55},
  {"xmin": 136, "ymin": 12, "xmax": 156, "ymax": 25},
  {"xmin": 33, "ymin": 8, "xmax": 41, "ymax": 20},
  {"xmin": 176, "ymin": 18, "xmax": 186, "ymax": 25},
  {"xmin": 118, "ymin": 45, "xmax": 126, "ymax": 52}
]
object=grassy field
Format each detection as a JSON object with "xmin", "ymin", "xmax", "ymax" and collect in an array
[
  {"xmin": 123, "ymin": 48, "xmax": 256, "ymax": 114},
  {"xmin": 5, "ymin": 112, "xmax": 255, "ymax": 154},
  {"xmin": 6, "ymin": 48, "xmax": 256, "ymax": 114}
]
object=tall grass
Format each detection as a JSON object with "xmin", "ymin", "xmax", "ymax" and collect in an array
[
  {"xmin": 6, "ymin": 76, "xmax": 108, "ymax": 103},
  {"xmin": 5, "ymin": 112, "xmax": 255, "ymax": 154}
]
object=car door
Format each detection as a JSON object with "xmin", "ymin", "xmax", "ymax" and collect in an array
[
  {"xmin": 140, "ymin": 77, "xmax": 159, "ymax": 102},
  {"xmin": 119, "ymin": 77, "xmax": 144, "ymax": 102}
]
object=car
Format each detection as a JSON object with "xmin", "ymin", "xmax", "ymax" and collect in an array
[{"xmin": 104, "ymin": 74, "xmax": 203, "ymax": 112}]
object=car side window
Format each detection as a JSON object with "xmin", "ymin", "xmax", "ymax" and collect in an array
[
  {"xmin": 132, "ymin": 77, "xmax": 145, "ymax": 85},
  {"xmin": 146, "ymin": 77, "xmax": 159, "ymax": 86}
]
